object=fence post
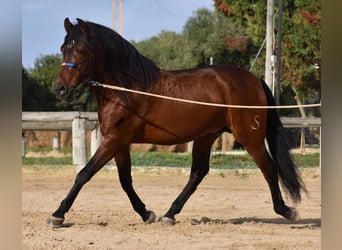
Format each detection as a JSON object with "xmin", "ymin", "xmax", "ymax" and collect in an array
[
  {"xmin": 22, "ymin": 132, "xmax": 26, "ymax": 157},
  {"xmin": 91, "ymin": 123, "xmax": 102, "ymax": 157},
  {"xmin": 187, "ymin": 141, "xmax": 193, "ymax": 153},
  {"xmin": 221, "ymin": 133, "xmax": 227, "ymax": 153},
  {"xmin": 72, "ymin": 117, "xmax": 87, "ymax": 170},
  {"xmin": 300, "ymin": 127, "xmax": 305, "ymax": 153},
  {"xmin": 53, "ymin": 132, "xmax": 60, "ymax": 152}
]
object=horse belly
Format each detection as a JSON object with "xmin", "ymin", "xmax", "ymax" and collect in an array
[{"xmin": 139, "ymin": 107, "xmax": 226, "ymax": 145}]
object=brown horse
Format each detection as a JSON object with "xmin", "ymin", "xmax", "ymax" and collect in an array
[{"xmin": 48, "ymin": 18, "xmax": 306, "ymax": 227}]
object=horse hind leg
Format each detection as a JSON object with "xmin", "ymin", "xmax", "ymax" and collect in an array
[
  {"xmin": 243, "ymin": 140, "xmax": 300, "ymax": 221},
  {"xmin": 161, "ymin": 133, "xmax": 220, "ymax": 225}
]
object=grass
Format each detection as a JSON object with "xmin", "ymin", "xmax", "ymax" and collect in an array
[
  {"xmin": 22, "ymin": 150, "xmax": 320, "ymax": 169},
  {"xmin": 27, "ymin": 146, "xmax": 72, "ymax": 154},
  {"xmin": 22, "ymin": 157, "xmax": 73, "ymax": 165}
]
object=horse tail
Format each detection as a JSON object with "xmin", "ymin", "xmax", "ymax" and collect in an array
[{"xmin": 261, "ymin": 79, "xmax": 307, "ymax": 203}]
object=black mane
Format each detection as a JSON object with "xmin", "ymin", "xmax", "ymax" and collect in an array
[{"xmin": 84, "ymin": 21, "xmax": 160, "ymax": 91}]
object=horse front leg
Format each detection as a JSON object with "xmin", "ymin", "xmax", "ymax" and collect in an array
[
  {"xmin": 115, "ymin": 149, "xmax": 158, "ymax": 223},
  {"xmin": 47, "ymin": 138, "xmax": 118, "ymax": 228}
]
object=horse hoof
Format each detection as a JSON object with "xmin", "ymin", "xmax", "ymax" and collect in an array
[
  {"xmin": 46, "ymin": 216, "xmax": 65, "ymax": 228},
  {"xmin": 289, "ymin": 207, "xmax": 300, "ymax": 221},
  {"xmin": 161, "ymin": 216, "xmax": 176, "ymax": 226},
  {"xmin": 144, "ymin": 211, "xmax": 159, "ymax": 224}
]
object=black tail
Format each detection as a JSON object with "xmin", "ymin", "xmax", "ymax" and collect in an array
[{"xmin": 261, "ymin": 80, "xmax": 307, "ymax": 203}]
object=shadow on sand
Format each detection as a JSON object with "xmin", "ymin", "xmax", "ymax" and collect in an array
[{"xmin": 190, "ymin": 216, "xmax": 321, "ymax": 229}]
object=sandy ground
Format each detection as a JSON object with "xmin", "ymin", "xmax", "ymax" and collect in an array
[{"xmin": 22, "ymin": 166, "xmax": 321, "ymax": 249}]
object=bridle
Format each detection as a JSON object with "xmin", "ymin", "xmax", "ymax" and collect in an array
[{"xmin": 60, "ymin": 56, "xmax": 92, "ymax": 83}]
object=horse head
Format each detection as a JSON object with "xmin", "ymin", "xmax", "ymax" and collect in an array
[{"xmin": 55, "ymin": 18, "xmax": 92, "ymax": 100}]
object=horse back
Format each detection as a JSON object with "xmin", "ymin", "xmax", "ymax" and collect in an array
[
  {"xmin": 157, "ymin": 64, "xmax": 267, "ymax": 109},
  {"xmin": 135, "ymin": 64, "xmax": 267, "ymax": 144}
]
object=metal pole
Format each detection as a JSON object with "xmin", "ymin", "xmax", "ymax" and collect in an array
[
  {"xmin": 112, "ymin": 0, "xmax": 115, "ymax": 30},
  {"xmin": 275, "ymin": 0, "xmax": 283, "ymax": 106},
  {"xmin": 265, "ymin": 0, "xmax": 275, "ymax": 91},
  {"xmin": 119, "ymin": 0, "xmax": 123, "ymax": 35}
]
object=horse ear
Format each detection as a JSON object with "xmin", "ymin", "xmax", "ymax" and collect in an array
[
  {"xmin": 64, "ymin": 18, "xmax": 73, "ymax": 32},
  {"xmin": 76, "ymin": 18, "xmax": 89, "ymax": 36}
]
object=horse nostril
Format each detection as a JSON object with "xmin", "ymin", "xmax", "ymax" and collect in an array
[{"xmin": 58, "ymin": 84, "xmax": 68, "ymax": 96}]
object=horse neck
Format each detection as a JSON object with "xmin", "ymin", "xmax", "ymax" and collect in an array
[
  {"xmin": 88, "ymin": 67, "xmax": 115, "ymax": 106},
  {"xmin": 89, "ymin": 78, "xmax": 134, "ymax": 110}
]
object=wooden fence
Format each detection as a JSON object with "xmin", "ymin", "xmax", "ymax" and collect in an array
[
  {"xmin": 22, "ymin": 112, "xmax": 321, "ymax": 166},
  {"xmin": 22, "ymin": 112, "xmax": 101, "ymax": 166}
]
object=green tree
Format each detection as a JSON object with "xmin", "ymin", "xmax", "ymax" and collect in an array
[
  {"xmin": 26, "ymin": 54, "xmax": 97, "ymax": 111},
  {"xmin": 183, "ymin": 8, "xmax": 250, "ymax": 67},
  {"xmin": 29, "ymin": 54, "xmax": 62, "ymax": 91},
  {"xmin": 134, "ymin": 8, "xmax": 255, "ymax": 71},
  {"xmin": 214, "ymin": 0, "xmax": 267, "ymax": 77},
  {"xmin": 134, "ymin": 31, "xmax": 198, "ymax": 70},
  {"xmin": 22, "ymin": 66, "xmax": 57, "ymax": 111},
  {"xmin": 281, "ymin": 1, "xmax": 321, "ymax": 100},
  {"xmin": 215, "ymin": 0, "xmax": 321, "ymax": 113}
]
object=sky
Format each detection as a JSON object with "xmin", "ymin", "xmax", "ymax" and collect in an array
[{"xmin": 22, "ymin": 0, "xmax": 214, "ymax": 69}]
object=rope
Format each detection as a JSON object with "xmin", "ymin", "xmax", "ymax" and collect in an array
[{"xmin": 88, "ymin": 81, "xmax": 321, "ymax": 109}]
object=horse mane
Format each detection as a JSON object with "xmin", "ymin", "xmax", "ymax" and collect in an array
[{"xmin": 85, "ymin": 21, "xmax": 160, "ymax": 91}]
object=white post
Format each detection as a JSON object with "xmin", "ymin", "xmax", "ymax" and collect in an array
[
  {"xmin": 52, "ymin": 132, "xmax": 60, "ymax": 152},
  {"xmin": 319, "ymin": 126, "xmax": 321, "ymax": 175},
  {"xmin": 91, "ymin": 123, "xmax": 102, "ymax": 157},
  {"xmin": 187, "ymin": 141, "xmax": 193, "ymax": 153},
  {"xmin": 22, "ymin": 134, "xmax": 26, "ymax": 157},
  {"xmin": 72, "ymin": 117, "xmax": 87, "ymax": 171},
  {"xmin": 221, "ymin": 133, "xmax": 227, "ymax": 153},
  {"xmin": 265, "ymin": 0, "xmax": 274, "ymax": 91}
]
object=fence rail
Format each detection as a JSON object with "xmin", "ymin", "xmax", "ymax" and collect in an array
[
  {"xmin": 280, "ymin": 117, "xmax": 321, "ymax": 128},
  {"xmin": 22, "ymin": 112, "xmax": 101, "ymax": 167},
  {"xmin": 22, "ymin": 112, "xmax": 321, "ymax": 167}
]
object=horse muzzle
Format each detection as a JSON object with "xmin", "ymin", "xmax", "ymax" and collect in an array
[{"xmin": 56, "ymin": 84, "xmax": 73, "ymax": 100}]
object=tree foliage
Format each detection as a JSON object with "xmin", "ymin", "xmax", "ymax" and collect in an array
[
  {"xmin": 22, "ymin": 54, "xmax": 97, "ymax": 111},
  {"xmin": 133, "ymin": 31, "xmax": 198, "ymax": 70},
  {"xmin": 214, "ymin": 0, "xmax": 321, "ymax": 104},
  {"xmin": 134, "ymin": 8, "xmax": 255, "ymax": 70},
  {"xmin": 183, "ymin": 8, "xmax": 255, "ymax": 68},
  {"xmin": 281, "ymin": 0, "xmax": 321, "ymax": 99},
  {"xmin": 22, "ymin": 67, "xmax": 57, "ymax": 111},
  {"xmin": 29, "ymin": 54, "xmax": 62, "ymax": 91}
]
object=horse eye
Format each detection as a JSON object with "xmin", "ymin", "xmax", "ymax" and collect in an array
[{"xmin": 75, "ymin": 47, "xmax": 84, "ymax": 54}]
